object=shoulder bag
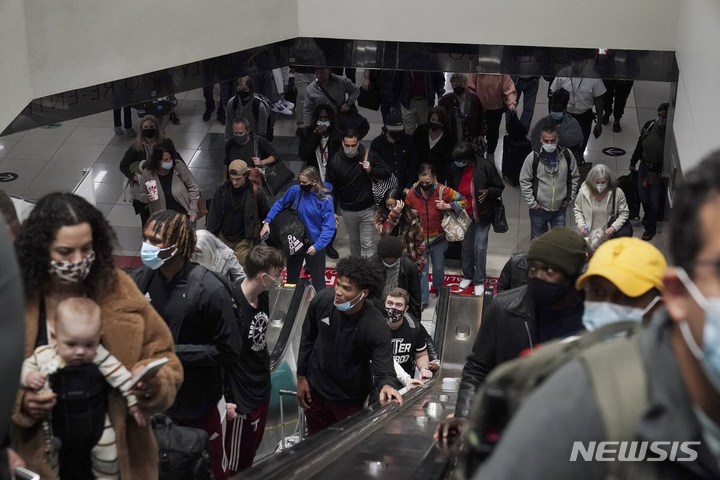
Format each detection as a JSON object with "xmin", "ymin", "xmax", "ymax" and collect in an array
[
  {"xmin": 492, "ymin": 196, "xmax": 509, "ymax": 233},
  {"xmin": 315, "ymin": 81, "xmax": 370, "ymax": 139},
  {"xmin": 254, "ymin": 136, "xmax": 294, "ymax": 196},
  {"xmin": 365, "ymin": 149, "xmax": 398, "ymax": 205},
  {"xmin": 269, "ymin": 193, "xmax": 310, "ymax": 257},
  {"xmin": 608, "ymin": 189, "xmax": 633, "ymax": 238}
]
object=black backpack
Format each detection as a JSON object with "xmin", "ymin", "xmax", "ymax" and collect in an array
[
  {"xmin": 152, "ymin": 414, "xmax": 212, "ymax": 480},
  {"xmin": 232, "ymin": 94, "xmax": 276, "ymax": 142}
]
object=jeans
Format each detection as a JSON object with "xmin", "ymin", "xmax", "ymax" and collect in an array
[
  {"xmin": 286, "ymin": 248, "xmax": 327, "ymax": 292},
  {"xmin": 341, "ymin": 206, "xmax": 376, "ymax": 258},
  {"xmin": 511, "ymin": 76, "xmax": 539, "ymax": 133},
  {"xmin": 529, "ymin": 208, "xmax": 567, "ymax": 240},
  {"xmin": 113, "ymin": 107, "xmax": 132, "ymax": 129},
  {"xmin": 637, "ymin": 162, "xmax": 662, "ymax": 235},
  {"xmin": 485, "ymin": 109, "xmax": 505, "ymax": 155},
  {"xmin": 421, "ymin": 239, "xmax": 448, "ymax": 304},
  {"xmin": 462, "ymin": 220, "xmax": 491, "ymax": 286}
]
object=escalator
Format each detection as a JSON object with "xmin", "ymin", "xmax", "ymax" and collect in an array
[
  {"xmin": 253, "ymin": 278, "xmax": 315, "ymax": 462},
  {"xmin": 237, "ymin": 286, "xmax": 491, "ymax": 479}
]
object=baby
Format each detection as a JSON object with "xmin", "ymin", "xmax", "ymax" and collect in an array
[{"xmin": 21, "ymin": 297, "xmax": 148, "ymax": 479}]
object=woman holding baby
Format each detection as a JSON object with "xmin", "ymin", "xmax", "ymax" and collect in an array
[{"xmin": 11, "ymin": 192, "xmax": 183, "ymax": 479}]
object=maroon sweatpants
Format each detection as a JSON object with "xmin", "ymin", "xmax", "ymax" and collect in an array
[
  {"xmin": 175, "ymin": 407, "xmax": 224, "ymax": 480},
  {"xmin": 223, "ymin": 397, "xmax": 270, "ymax": 475},
  {"xmin": 304, "ymin": 390, "xmax": 363, "ymax": 435}
]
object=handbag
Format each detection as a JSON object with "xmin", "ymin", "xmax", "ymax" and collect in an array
[
  {"xmin": 357, "ymin": 86, "xmax": 382, "ymax": 111},
  {"xmin": 492, "ymin": 196, "xmax": 509, "ymax": 233},
  {"xmin": 269, "ymin": 194, "xmax": 310, "ymax": 257},
  {"xmin": 608, "ymin": 189, "xmax": 633, "ymax": 238},
  {"xmin": 315, "ymin": 81, "xmax": 370, "ymax": 139},
  {"xmin": 365, "ymin": 149, "xmax": 398, "ymax": 205},
  {"xmin": 439, "ymin": 185, "xmax": 471, "ymax": 242},
  {"xmin": 254, "ymin": 136, "xmax": 294, "ymax": 196}
]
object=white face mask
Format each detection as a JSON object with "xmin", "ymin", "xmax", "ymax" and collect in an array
[
  {"xmin": 542, "ymin": 143, "xmax": 557, "ymax": 153},
  {"xmin": 582, "ymin": 297, "xmax": 660, "ymax": 331},
  {"xmin": 596, "ymin": 183, "xmax": 608, "ymax": 193}
]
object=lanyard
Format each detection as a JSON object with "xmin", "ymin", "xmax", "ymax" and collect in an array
[{"xmin": 570, "ymin": 78, "xmax": 584, "ymax": 108}]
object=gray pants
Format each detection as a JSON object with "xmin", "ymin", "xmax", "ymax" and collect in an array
[
  {"xmin": 401, "ymin": 98, "xmax": 430, "ymax": 136},
  {"xmin": 295, "ymin": 72, "xmax": 315, "ymax": 128},
  {"xmin": 341, "ymin": 206, "xmax": 376, "ymax": 258}
]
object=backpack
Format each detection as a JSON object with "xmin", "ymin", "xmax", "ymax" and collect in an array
[
  {"xmin": 232, "ymin": 94, "xmax": 276, "ymax": 142},
  {"xmin": 152, "ymin": 414, "xmax": 212, "ymax": 480},
  {"xmin": 457, "ymin": 320, "xmax": 653, "ymax": 480}
]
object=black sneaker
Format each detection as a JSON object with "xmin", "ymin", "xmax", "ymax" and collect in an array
[
  {"xmin": 202, "ymin": 109, "xmax": 212, "ymax": 121},
  {"xmin": 613, "ymin": 119, "xmax": 622, "ymax": 132},
  {"xmin": 602, "ymin": 112, "xmax": 611, "ymax": 125},
  {"xmin": 169, "ymin": 112, "xmax": 181, "ymax": 125},
  {"xmin": 326, "ymin": 246, "xmax": 339, "ymax": 259},
  {"xmin": 217, "ymin": 115, "xmax": 226, "ymax": 126},
  {"xmin": 642, "ymin": 231, "xmax": 655, "ymax": 241}
]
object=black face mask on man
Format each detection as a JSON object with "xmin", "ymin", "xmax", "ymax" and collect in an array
[
  {"xmin": 527, "ymin": 278, "xmax": 567, "ymax": 306},
  {"xmin": 453, "ymin": 86, "xmax": 466, "ymax": 96}
]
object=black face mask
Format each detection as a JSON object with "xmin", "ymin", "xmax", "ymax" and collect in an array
[
  {"xmin": 453, "ymin": 86, "xmax": 466, "ymax": 96},
  {"xmin": 238, "ymin": 91, "xmax": 250, "ymax": 100},
  {"xmin": 299, "ymin": 183, "xmax": 313, "ymax": 192},
  {"xmin": 429, "ymin": 122, "xmax": 443, "ymax": 132},
  {"xmin": 142, "ymin": 128, "xmax": 157, "ymax": 139},
  {"xmin": 527, "ymin": 278, "xmax": 567, "ymax": 306},
  {"xmin": 420, "ymin": 183, "xmax": 434, "ymax": 192},
  {"xmin": 388, "ymin": 131, "xmax": 403, "ymax": 140}
]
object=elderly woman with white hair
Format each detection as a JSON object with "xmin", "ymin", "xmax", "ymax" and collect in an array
[
  {"xmin": 573, "ymin": 163, "xmax": 631, "ymax": 239},
  {"xmin": 193, "ymin": 229, "xmax": 246, "ymax": 283}
]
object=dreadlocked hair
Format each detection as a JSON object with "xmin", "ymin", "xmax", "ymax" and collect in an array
[
  {"xmin": 146, "ymin": 211, "xmax": 196, "ymax": 262},
  {"xmin": 335, "ymin": 256, "xmax": 384, "ymax": 299},
  {"xmin": 17, "ymin": 192, "xmax": 118, "ymax": 301}
]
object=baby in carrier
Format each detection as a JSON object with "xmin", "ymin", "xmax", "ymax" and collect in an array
[{"xmin": 21, "ymin": 297, "xmax": 149, "ymax": 479}]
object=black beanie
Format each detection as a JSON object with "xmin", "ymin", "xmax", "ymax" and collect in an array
[
  {"xmin": 377, "ymin": 236, "xmax": 404, "ymax": 259},
  {"xmin": 527, "ymin": 227, "xmax": 587, "ymax": 277}
]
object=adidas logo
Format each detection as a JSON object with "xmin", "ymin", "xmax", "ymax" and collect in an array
[
  {"xmin": 287, "ymin": 234, "xmax": 304, "ymax": 255},
  {"xmin": 321, "ymin": 317, "xmax": 330, "ymax": 326}
]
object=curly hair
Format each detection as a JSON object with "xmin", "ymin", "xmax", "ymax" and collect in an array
[
  {"xmin": 16, "ymin": 193, "xmax": 118, "ymax": 300},
  {"xmin": 335, "ymin": 257, "xmax": 383, "ymax": 299}
]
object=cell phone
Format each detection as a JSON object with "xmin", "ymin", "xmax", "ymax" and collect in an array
[
  {"xmin": 128, "ymin": 357, "xmax": 168, "ymax": 391},
  {"xmin": 15, "ymin": 467, "xmax": 40, "ymax": 480}
]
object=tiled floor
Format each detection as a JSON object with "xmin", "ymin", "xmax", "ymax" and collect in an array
[{"xmin": 0, "ymin": 76, "xmax": 672, "ymax": 320}]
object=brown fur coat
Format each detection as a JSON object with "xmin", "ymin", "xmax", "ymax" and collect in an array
[{"xmin": 11, "ymin": 270, "xmax": 184, "ymax": 479}]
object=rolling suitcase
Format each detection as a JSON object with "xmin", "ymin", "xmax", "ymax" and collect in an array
[{"xmin": 502, "ymin": 134, "xmax": 532, "ymax": 187}]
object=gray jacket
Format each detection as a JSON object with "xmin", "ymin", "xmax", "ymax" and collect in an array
[
  {"xmin": 302, "ymin": 74, "xmax": 360, "ymax": 127},
  {"xmin": 475, "ymin": 311, "xmax": 720, "ymax": 480},
  {"xmin": 530, "ymin": 115, "xmax": 584, "ymax": 152},
  {"xmin": 519, "ymin": 148, "xmax": 580, "ymax": 211}
]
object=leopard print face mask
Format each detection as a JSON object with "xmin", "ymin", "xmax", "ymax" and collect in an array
[{"xmin": 49, "ymin": 251, "xmax": 96, "ymax": 284}]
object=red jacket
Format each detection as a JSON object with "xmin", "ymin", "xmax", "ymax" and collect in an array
[{"xmin": 405, "ymin": 182, "xmax": 468, "ymax": 247}]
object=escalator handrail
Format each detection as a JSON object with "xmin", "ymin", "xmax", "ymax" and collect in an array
[{"xmin": 269, "ymin": 277, "xmax": 311, "ymax": 370}]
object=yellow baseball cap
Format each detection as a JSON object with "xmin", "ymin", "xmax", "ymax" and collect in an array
[{"xmin": 576, "ymin": 237, "xmax": 667, "ymax": 297}]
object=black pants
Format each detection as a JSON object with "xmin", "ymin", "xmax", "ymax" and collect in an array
[
  {"xmin": 59, "ymin": 448, "xmax": 94, "ymax": 480},
  {"xmin": 602, "ymin": 80, "xmax": 634, "ymax": 119},
  {"xmin": 484, "ymin": 108, "xmax": 505, "ymax": 155},
  {"xmin": 568, "ymin": 109, "xmax": 595, "ymax": 153},
  {"xmin": 286, "ymin": 248, "xmax": 327, "ymax": 292},
  {"xmin": 637, "ymin": 162, "xmax": 662, "ymax": 235},
  {"xmin": 113, "ymin": 107, "xmax": 132, "ymax": 129}
]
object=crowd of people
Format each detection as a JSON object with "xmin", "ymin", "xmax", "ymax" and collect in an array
[{"xmin": 0, "ymin": 68, "xmax": 681, "ymax": 479}]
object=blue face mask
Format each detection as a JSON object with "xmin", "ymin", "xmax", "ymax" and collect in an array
[
  {"xmin": 677, "ymin": 268, "xmax": 720, "ymax": 393},
  {"xmin": 550, "ymin": 111, "xmax": 564, "ymax": 121},
  {"xmin": 454, "ymin": 160, "xmax": 467, "ymax": 168},
  {"xmin": 140, "ymin": 242, "xmax": 177, "ymax": 270},
  {"xmin": 335, "ymin": 291, "xmax": 365, "ymax": 312},
  {"xmin": 161, "ymin": 160, "xmax": 174, "ymax": 170},
  {"xmin": 581, "ymin": 299, "xmax": 659, "ymax": 331},
  {"xmin": 382, "ymin": 259, "xmax": 398, "ymax": 268}
]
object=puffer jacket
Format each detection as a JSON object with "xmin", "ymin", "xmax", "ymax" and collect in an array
[{"xmin": 405, "ymin": 182, "xmax": 468, "ymax": 247}]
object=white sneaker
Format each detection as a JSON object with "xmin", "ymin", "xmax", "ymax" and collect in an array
[
  {"xmin": 281, "ymin": 99, "xmax": 295, "ymax": 110},
  {"xmin": 458, "ymin": 279, "xmax": 472, "ymax": 290},
  {"xmin": 271, "ymin": 100, "xmax": 293, "ymax": 115},
  {"xmin": 474, "ymin": 285, "xmax": 485, "ymax": 296}
]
